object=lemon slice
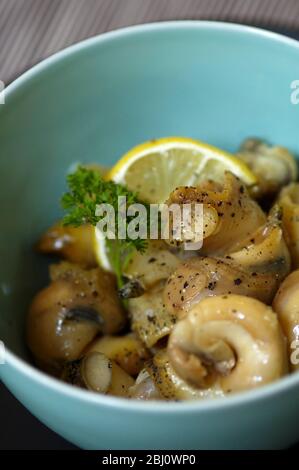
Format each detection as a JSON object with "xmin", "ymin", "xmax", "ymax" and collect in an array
[
  {"xmin": 107, "ymin": 137, "xmax": 257, "ymax": 203},
  {"xmin": 95, "ymin": 137, "xmax": 257, "ymax": 271},
  {"xmin": 94, "ymin": 225, "xmax": 112, "ymax": 271}
]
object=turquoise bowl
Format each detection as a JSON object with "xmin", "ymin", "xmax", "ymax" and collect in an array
[{"xmin": 1, "ymin": 21, "xmax": 299, "ymax": 450}]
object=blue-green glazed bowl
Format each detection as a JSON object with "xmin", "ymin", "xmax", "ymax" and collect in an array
[{"xmin": 1, "ymin": 21, "xmax": 299, "ymax": 450}]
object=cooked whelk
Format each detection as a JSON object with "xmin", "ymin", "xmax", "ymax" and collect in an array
[
  {"xmin": 129, "ymin": 369, "xmax": 162, "ymax": 400},
  {"xmin": 62, "ymin": 352, "xmax": 113, "ymax": 392},
  {"xmin": 167, "ymin": 295, "xmax": 288, "ymax": 394},
  {"xmin": 277, "ymin": 183, "xmax": 299, "ymax": 268},
  {"xmin": 62, "ymin": 351, "xmax": 134, "ymax": 397},
  {"xmin": 26, "ymin": 262, "xmax": 125, "ymax": 373},
  {"xmin": 164, "ymin": 208, "xmax": 290, "ymax": 315},
  {"xmin": 85, "ymin": 333, "xmax": 150, "ymax": 376},
  {"xmin": 165, "ymin": 172, "xmax": 266, "ymax": 255},
  {"xmin": 129, "ymin": 282, "xmax": 177, "ymax": 348},
  {"xmin": 145, "ymin": 349, "xmax": 225, "ymax": 400},
  {"xmin": 49, "ymin": 262, "xmax": 126, "ymax": 333},
  {"xmin": 125, "ymin": 241, "xmax": 180, "ymax": 348},
  {"xmin": 237, "ymin": 138, "xmax": 297, "ymax": 199},
  {"xmin": 37, "ymin": 223, "xmax": 96, "ymax": 267},
  {"xmin": 124, "ymin": 240, "xmax": 180, "ymax": 289},
  {"xmin": 273, "ymin": 269, "xmax": 299, "ymax": 371}
]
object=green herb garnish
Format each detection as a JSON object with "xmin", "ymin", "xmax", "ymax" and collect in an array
[{"xmin": 61, "ymin": 166, "xmax": 149, "ymax": 287}]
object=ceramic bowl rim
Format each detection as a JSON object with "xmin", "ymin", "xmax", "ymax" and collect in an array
[{"xmin": 3, "ymin": 20, "xmax": 299, "ymax": 413}]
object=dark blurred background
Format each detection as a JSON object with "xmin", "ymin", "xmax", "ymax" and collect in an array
[{"xmin": 1, "ymin": 0, "xmax": 299, "ymax": 450}]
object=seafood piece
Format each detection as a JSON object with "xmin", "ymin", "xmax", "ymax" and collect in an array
[
  {"xmin": 62, "ymin": 351, "xmax": 134, "ymax": 397},
  {"xmin": 273, "ymin": 269, "xmax": 299, "ymax": 371},
  {"xmin": 145, "ymin": 350, "xmax": 225, "ymax": 400},
  {"xmin": 165, "ymin": 172, "xmax": 266, "ymax": 255},
  {"xmin": 277, "ymin": 183, "xmax": 299, "ymax": 268},
  {"xmin": 27, "ymin": 262, "xmax": 125, "ymax": 373},
  {"xmin": 124, "ymin": 240, "xmax": 180, "ymax": 289},
  {"xmin": 85, "ymin": 333, "xmax": 150, "ymax": 376},
  {"xmin": 37, "ymin": 223, "xmax": 96, "ymax": 267},
  {"xmin": 164, "ymin": 208, "xmax": 290, "ymax": 315},
  {"xmin": 129, "ymin": 282, "xmax": 177, "ymax": 348},
  {"xmin": 237, "ymin": 138, "xmax": 297, "ymax": 199},
  {"xmin": 168, "ymin": 295, "xmax": 288, "ymax": 394},
  {"xmin": 129, "ymin": 369, "xmax": 162, "ymax": 400},
  {"xmin": 49, "ymin": 262, "xmax": 126, "ymax": 333}
]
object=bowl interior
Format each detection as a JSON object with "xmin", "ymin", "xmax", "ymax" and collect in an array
[{"xmin": 1, "ymin": 22, "xmax": 299, "ymax": 361}]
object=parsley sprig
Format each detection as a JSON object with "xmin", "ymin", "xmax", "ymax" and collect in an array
[{"xmin": 61, "ymin": 166, "xmax": 149, "ymax": 287}]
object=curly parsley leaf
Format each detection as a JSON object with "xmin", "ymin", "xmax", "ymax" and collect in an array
[{"xmin": 61, "ymin": 166, "xmax": 150, "ymax": 287}]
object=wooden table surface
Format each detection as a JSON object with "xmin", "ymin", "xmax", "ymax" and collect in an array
[
  {"xmin": 1, "ymin": 0, "xmax": 299, "ymax": 450},
  {"xmin": 1, "ymin": 0, "xmax": 299, "ymax": 84}
]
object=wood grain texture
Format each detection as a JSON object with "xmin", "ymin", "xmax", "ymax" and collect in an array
[{"xmin": 0, "ymin": 0, "xmax": 299, "ymax": 83}]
